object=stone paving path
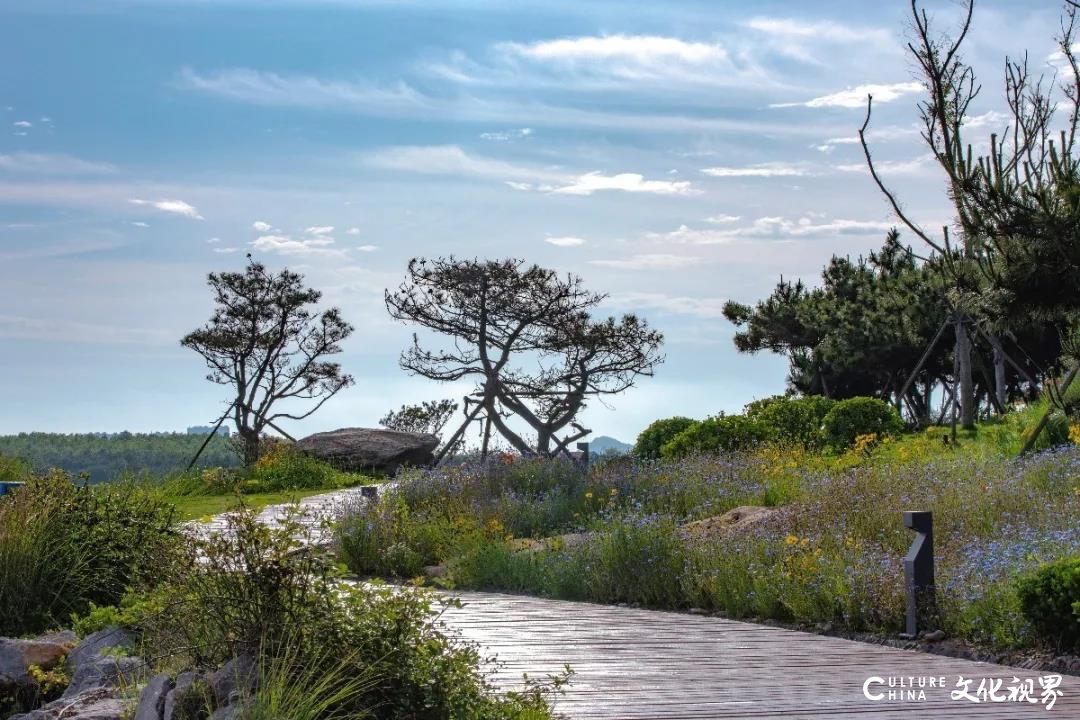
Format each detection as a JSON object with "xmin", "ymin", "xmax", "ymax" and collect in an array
[{"xmin": 198, "ymin": 489, "xmax": 1080, "ymax": 719}]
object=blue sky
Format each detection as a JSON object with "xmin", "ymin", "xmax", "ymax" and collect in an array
[{"xmin": 0, "ymin": 0, "xmax": 1067, "ymax": 443}]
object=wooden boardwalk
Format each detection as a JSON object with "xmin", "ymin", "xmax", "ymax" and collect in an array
[
  {"xmin": 444, "ymin": 591, "xmax": 1080, "ymax": 719},
  {"xmin": 202, "ymin": 490, "xmax": 1080, "ymax": 719}
]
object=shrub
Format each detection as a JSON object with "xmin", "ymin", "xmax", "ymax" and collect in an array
[
  {"xmin": 0, "ymin": 472, "xmax": 178, "ymax": 636},
  {"xmin": 634, "ymin": 417, "xmax": 696, "ymax": 460},
  {"xmin": 1016, "ymin": 555, "xmax": 1080, "ymax": 651},
  {"xmin": 821, "ymin": 397, "xmax": 903, "ymax": 449},
  {"xmin": 747, "ymin": 395, "xmax": 836, "ymax": 449},
  {"xmin": 0, "ymin": 453, "xmax": 29, "ymax": 483},
  {"xmin": 128, "ymin": 504, "xmax": 558, "ymax": 719},
  {"xmin": 243, "ymin": 442, "xmax": 350, "ymax": 492},
  {"xmin": 660, "ymin": 415, "xmax": 769, "ymax": 458}
]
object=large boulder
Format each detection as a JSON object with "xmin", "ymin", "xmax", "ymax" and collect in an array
[
  {"xmin": 296, "ymin": 428, "xmax": 438, "ymax": 475},
  {"xmin": 0, "ymin": 636, "xmax": 73, "ymax": 691}
]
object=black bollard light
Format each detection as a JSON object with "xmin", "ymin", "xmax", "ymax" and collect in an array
[{"xmin": 903, "ymin": 510, "xmax": 936, "ymax": 637}]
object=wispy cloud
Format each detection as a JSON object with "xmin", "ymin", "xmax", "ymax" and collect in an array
[
  {"xmin": 345, "ymin": 227, "xmax": 361, "ymax": 235},
  {"xmin": 834, "ymin": 154, "xmax": 933, "ymax": 176},
  {"xmin": 252, "ymin": 220, "xmax": 273, "ymax": 232},
  {"xmin": 480, "ymin": 127, "xmax": 533, "ymax": 141},
  {"xmin": 705, "ymin": 214, "xmax": 741, "ymax": 223},
  {"xmin": 130, "ymin": 221, "xmax": 150, "ymax": 228},
  {"xmin": 606, "ymin": 291, "xmax": 729, "ymax": 318},
  {"xmin": 0, "ymin": 153, "xmax": 117, "ymax": 176},
  {"xmin": 305, "ymin": 225, "xmax": 335, "ymax": 236},
  {"xmin": 551, "ymin": 172, "xmax": 697, "ymax": 196},
  {"xmin": 252, "ymin": 234, "xmax": 344, "ymax": 256},
  {"xmin": 745, "ymin": 17, "xmax": 890, "ymax": 44},
  {"xmin": 772, "ymin": 81, "xmax": 922, "ymax": 109},
  {"xmin": 128, "ymin": 198, "xmax": 204, "ymax": 219},
  {"xmin": 701, "ymin": 162, "xmax": 809, "ymax": 178},
  {"xmin": 544, "ymin": 235, "xmax": 586, "ymax": 247},
  {"xmin": 651, "ymin": 216, "xmax": 894, "ymax": 245},
  {"xmin": 366, "ymin": 145, "xmax": 696, "ymax": 196},
  {"xmin": 0, "ymin": 314, "xmax": 173, "ymax": 346},
  {"xmin": 589, "ymin": 253, "xmax": 701, "ymax": 270},
  {"xmin": 12, "ymin": 120, "xmax": 32, "ymax": 128}
]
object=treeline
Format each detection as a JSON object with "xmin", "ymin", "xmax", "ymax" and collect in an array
[{"xmin": 0, "ymin": 432, "xmax": 239, "ymax": 483}]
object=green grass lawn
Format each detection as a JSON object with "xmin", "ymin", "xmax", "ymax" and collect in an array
[{"xmin": 170, "ymin": 488, "xmax": 344, "ymax": 521}]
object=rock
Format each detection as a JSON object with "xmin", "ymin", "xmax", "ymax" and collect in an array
[
  {"xmin": 134, "ymin": 673, "xmax": 174, "ymax": 720},
  {"xmin": 163, "ymin": 671, "xmax": 206, "ymax": 720},
  {"xmin": 67, "ymin": 629, "xmax": 135, "ymax": 670},
  {"xmin": 922, "ymin": 629, "xmax": 946, "ymax": 642},
  {"xmin": 679, "ymin": 506, "xmax": 778, "ymax": 542},
  {"xmin": 210, "ymin": 705, "xmax": 243, "ymax": 720},
  {"xmin": 687, "ymin": 608, "xmax": 708, "ymax": 616},
  {"xmin": 296, "ymin": 428, "xmax": 439, "ymax": 475},
  {"xmin": 13, "ymin": 691, "xmax": 124, "ymax": 720},
  {"xmin": 208, "ymin": 654, "xmax": 257, "ymax": 708},
  {"xmin": 0, "ymin": 637, "xmax": 71, "ymax": 689},
  {"xmin": 63, "ymin": 655, "xmax": 143, "ymax": 697},
  {"xmin": 423, "ymin": 564, "xmax": 447, "ymax": 579}
]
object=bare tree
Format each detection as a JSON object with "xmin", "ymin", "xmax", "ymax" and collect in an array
[
  {"xmin": 182, "ymin": 257, "xmax": 354, "ymax": 464},
  {"xmin": 860, "ymin": 0, "xmax": 1080, "ymax": 427},
  {"xmin": 385, "ymin": 257, "xmax": 663, "ymax": 460}
]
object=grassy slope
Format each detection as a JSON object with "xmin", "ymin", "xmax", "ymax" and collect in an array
[{"xmin": 170, "ymin": 488, "xmax": 343, "ymax": 521}]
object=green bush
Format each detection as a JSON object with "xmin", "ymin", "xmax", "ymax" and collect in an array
[
  {"xmin": 0, "ymin": 453, "xmax": 29, "ymax": 484},
  {"xmin": 1016, "ymin": 555, "xmax": 1080, "ymax": 651},
  {"xmin": 634, "ymin": 417, "xmax": 696, "ymax": 460},
  {"xmin": 746, "ymin": 395, "xmax": 836, "ymax": 448},
  {"xmin": 0, "ymin": 472, "xmax": 178, "ymax": 636},
  {"xmin": 821, "ymin": 397, "xmax": 904, "ymax": 449},
  {"xmin": 126, "ymin": 504, "xmax": 559, "ymax": 720},
  {"xmin": 660, "ymin": 415, "xmax": 769, "ymax": 458}
]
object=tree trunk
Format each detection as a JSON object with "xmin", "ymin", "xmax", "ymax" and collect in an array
[
  {"xmin": 955, "ymin": 316, "xmax": 976, "ymax": 429},
  {"xmin": 990, "ymin": 335, "xmax": 1007, "ymax": 412},
  {"xmin": 240, "ymin": 428, "xmax": 261, "ymax": 466}
]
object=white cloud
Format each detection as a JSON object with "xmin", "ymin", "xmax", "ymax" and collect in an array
[
  {"xmin": 12, "ymin": 120, "xmax": 31, "ymax": 128},
  {"xmin": 503, "ymin": 35, "xmax": 726, "ymax": 65},
  {"xmin": 701, "ymin": 163, "xmax": 808, "ymax": 178},
  {"xmin": 964, "ymin": 110, "xmax": 1010, "ymax": 130},
  {"xmin": 589, "ymin": 253, "xmax": 701, "ymax": 270},
  {"xmin": 834, "ymin": 154, "xmax": 933, "ymax": 176},
  {"xmin": 544, "ymin": 235, "xmax": 586, "ymax": 247},
  {"xmin": 551, "ymin": 172, "xmax": 697, "ymax": 196},
  {"xmin": 130, "ymin": 221, "xmax": 150, "ymax": 228},
  {"xmin": 252, "ymin": 234, "xmax": 345, "ymax": 257},
  {"xmin": 345, "ymin": 227, "xmax": 361, "ymax": 235},
  {"xmin": 128, "ymin": 198, "xmax": 204, "ymax": 220},
  {"xmin": 252, "ymin": 220, "xmax": 273, "ymax": 232},
  {"xmin": 606, "ymin": 291, "xmax": 729, "ymax": 318},
  {"xmin": 356, "ymin": 244, "xmax": 378, "ymax": 252},
  {"xmin": 772, "ymin": 81, "xmax": 923, "ymax": 109},
  {"xmin": 213, "ymin": 247, "xmax": 242, "ymax": 254},
  {"xmin": 651, "ymin": 216, "xmax": 895, "ymax": 245},
  {"xmin": 480, "ymin": 127, "xmax": 533, "ymax": 141},
  {"xmin": 705, "ymin": 214, "xmax": 741, "ymax": 223},
  {"xmin": 207, "ymin": 237, "xmax": 221, "ymax": 243},
  {"xmin": 744, "ymin": 17, "xmax": 890, "ymax": 44},
  {"xmin": 0, "ymin": 153, "xmax": 117, "ymax": 176},
  {"xmin": 305, "ymin": 225, "xmax": 335, "ymax": 236},
  {"xmin": 505, "ymin": 181, "xmax": 533, "ymax": 191}
]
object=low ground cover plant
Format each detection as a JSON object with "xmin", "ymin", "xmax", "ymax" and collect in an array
[{"xmin": 337, "ymin": 428, "xmax": 1080, "ymax": 652}]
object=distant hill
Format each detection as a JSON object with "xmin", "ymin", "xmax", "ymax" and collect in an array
[{"xmin": 589, "ymin": 435, "xmax": 633, "ymax": 455}]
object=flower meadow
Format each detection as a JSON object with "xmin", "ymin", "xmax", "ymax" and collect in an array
[{"xmin": 336, "ymin": 440, "xmax": 1080, "ymax": 651}]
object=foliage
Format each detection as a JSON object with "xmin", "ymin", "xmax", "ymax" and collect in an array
[
  {"xmin": 660, "ymin": 415, "xmax": 769, "ymax": 458},
  {"xmin": 381, "ymin": 399, "xmax": 464, "ymax": 457},
  {"xmin": 0, "ymin": 472, "xmax": 179, "ymax": 636},
  {"xmin": 0, "ymin": 453, "xmax": 30, "ymax": 484},
  {"xmin": 633, "ymin": 417, "xmax": 696, "ymax": 460},
  {"xmin": 1016, "ymin": 555, "xmax": 1080, "ymax": 651},
  {"xmin": 182, "ymin": 258, "xmax": 354, "ymax": 464},
  {"xmin": 121, "ymin": 504, "xmax": 559, "ymax": 720},
  {"xmin": 338, "ymin": 426, "xmax": 1080, "ymax": 652},
  {"xmin": 386, "ymin": 257, "xmax": 663, "ymax": 458},
  {"xmin": 821, "ymin": 397, "xmax": 904, "ymax": 450},
  {"xmin": 0, "ymin": 432, "xmax": 237, "ymax": 484},
  {"xmin": 746, "ymin": 395, "xmax": 836, "ymax": 449}
]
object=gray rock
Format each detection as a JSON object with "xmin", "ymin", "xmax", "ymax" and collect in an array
[
  {"xmin": 208, "ymin": 654, "xmax": 257, "ymax": 707},
  {"xmin": 67, "ymin": 629, "xmax": 135, "ymax": 670},
  {"xmin": 134, "ymin": 673, "xmax": 174, "ymax": 720},
  {"xmin": 163, "ymin": 671, "xmax": 206, "ymax": 720},
  {"xmin": 921, "ymin": 629, "xmax": 946, "ymax": 642},
  {"xmin": 296, "ymin": 427, "xmax": 438, "ymax": 475},
  {"xmin": 12, "ymin": 691, "xmax": 124, "ymax": 720},
  {"xmin": 210, "ymin": 705, "xmax": 243, "ymax": 720},
  {"xmin": 0, "ymin": 637, "xmax": 71, "ymax": 689},
  {"xmin": 63, "ymin": 655, "xmax": 143, "ymax": 697}
]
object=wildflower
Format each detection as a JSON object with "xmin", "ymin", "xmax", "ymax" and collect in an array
[
  {"xmin": 585, "ymin": 491, "xmax": 593, "ymax": 499},
  {"xmin": 785, "ymin": 534, "xmax": 799, "ymax": 546},
  {"xmin": 800, "ymin": 537, "xmax": 811, "ymax": 548}
]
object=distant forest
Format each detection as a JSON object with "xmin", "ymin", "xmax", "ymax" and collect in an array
[{"xmin": 0, "ymin": 432, "xmax": 240, "ymax": 483}]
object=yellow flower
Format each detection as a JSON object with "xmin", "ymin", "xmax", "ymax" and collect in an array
[
  {"xmin": 800, "ymin": 537, "xmax": 811, "ymax": 548},
  {"xmin": 785, "ymin": 534, "xmax": 799, "ymax": 546},
  {"xmin": 584, "ymin": 492, "xmax": 593, "ymax": 499},
  {"xmin": 609, "ymin": 488, "xmax": 618, "ymax": 496},
  {"xmin": 1070, "ymin": 422, "xmax": 1080, "ymax": 445}
]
